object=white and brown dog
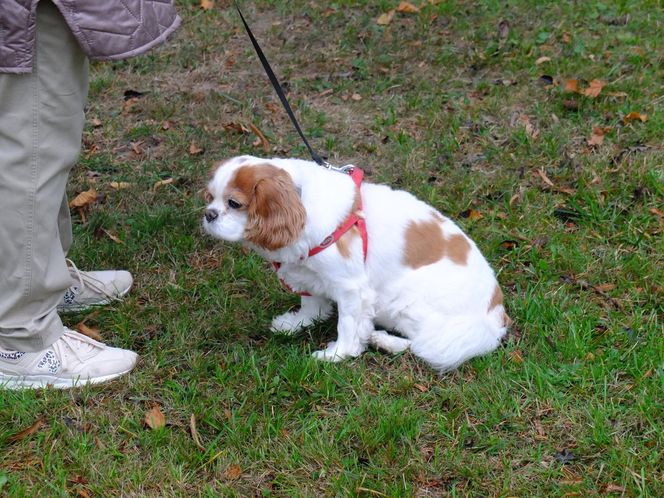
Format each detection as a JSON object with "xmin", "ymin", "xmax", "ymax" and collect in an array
[{"xmin": 203, "ymin": 155, "xmax": 510, "ymax": 372}]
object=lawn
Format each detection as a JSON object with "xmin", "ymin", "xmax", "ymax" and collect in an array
[{"xmin": 1, "ymin": 0, "xmax": 662, "ymax": 496}]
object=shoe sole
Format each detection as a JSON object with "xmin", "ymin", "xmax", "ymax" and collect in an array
[
  {"xmin": 0, "ymin": 368, "xmax": 134, "ymax": 390},
  {"xmin": 57, "ymin": 286, "xmax": 132, "ymax": 313}
]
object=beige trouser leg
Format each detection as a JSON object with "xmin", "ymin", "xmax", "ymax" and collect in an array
[{"xmin": 0, "ymin": 0, "xmax": 88, "ymax": 352}]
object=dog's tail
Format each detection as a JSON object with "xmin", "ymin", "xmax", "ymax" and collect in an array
[{"xmin": 409, "ymin": 312, "xmax": 508, "ymax": 372}]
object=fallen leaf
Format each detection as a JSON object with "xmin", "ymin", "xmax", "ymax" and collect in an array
[
  {"xmin": 622, "ymin": 111, "xmax": 648, "ymax": 124},
  {"xmin": 145, "ymin": 405, "xmax": 166, "ymax": 430},
  {"xmin": 535, "ymin": 56, "xmax": 551, "ymax": 65},
  {"xmin": 153, "ymin": 178, "xmax": 174, "ymax": 191},
  {"xmin": 102, "ymin": 229, "xmax": 125, "ymax": 245},
  {"xmin": 351, "ymin": 93, "xmax": 362, "ymax": 101},
  {"xmin": 581, "ymin": 79, "xmax": 606, "ymax": 98},
  {"xmin": 130, "ymin": 141, "xmax": 144, "ymax": 156},
  {"xmin": 90, "ymin": 118, "xmax": 103, "ymax": 128},
  {"xmin": 564, "ymin": 79, "xmax": 579, "ymax": 93},
  {"xmin": 563, "ymin": 99, "xmax": 579, "ymax": 111},
  {"xmin": 200, "ymin": 0, "xmax": 214, "ymax": 10},
  {"xmin": 8, "ymin": 419, "xmax": 45, "ymax": 443},
  {"xmin": 396, "ymin": 1, "xmax": 420, "ymax": 13},
  {"xmin": 593, "ymin": 283, "xmax": 616, "ymax": 293},
  {"xmin": 650, "ymin": 207, "xmax": 664, "ymax": 218},
  {"xmin": 376, "ymin": 10, "xmax": 395, "ymax": 25},
  {"xmin": 536, "ymin": 168, "xmax": 555, "ymax": 188},
  {"xmin": 509, "ymin": 350, "xmax": 524, "ymax": 363},
  {"xmin": 562, "ymin": 32, "xmax": 571, "ymax": 43},
  {"xmin": 189, "ymin": 142, "xmax": 204, "ymax": 155},
  {"xmin": 518, "ymin": 114, "xmax": 539, "ymax": 138},
  {"xmin": 498, "ymin": 20, "xmax": 510, "ymax": 43},
  {"xmin": 69, "ymin": 189, "xmax": 98, "ymax": 209},
  {"xmin": 458, "ymin": 208, "xmax": 483, "ymax": 220},
  {"xmin": 413, "ymin": 383, "xmax": 429, "ymax": 392},
  {"xmin": 587, "ymin": 126, "xmax": 609, "ymax": 147},
  {"xmin": 122, "ymin": 98, "xmax": 139, "ymax": 115},
  {"xmin": 161, "ymin": 120, "xmax": 172, "ymax": 130},
  {"xmin": 190, "ymin": 414, "xmax": 206, "ymax": 451},
  {"xmin": 76, "ymin": 322, "xmax": 103, "ymax": 341},
  {"xmin": 248, "ymin": 123, "xmax": 270, "ymax": 152},
  {"xmin": 223, "ymin": 464, "xmax": 242, "ymax": 481},
  {"xmin": 110, "ymin": 181, "xmax": 133, "ymax": 190},
  {"xmin": 223, "ymin": 122, "xmax": 250, "ymax": 134},
  {"xmin": 601, "ymin": 484, "xmax": 626, "ymax": 493}
]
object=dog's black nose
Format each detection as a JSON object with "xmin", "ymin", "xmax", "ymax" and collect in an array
[{"xmin": 204, "ymin": 209, "xmax": 219, "ymax": 223}]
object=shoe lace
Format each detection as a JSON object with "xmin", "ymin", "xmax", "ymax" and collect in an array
[
  {"xmin": 52, "ymin": 328, "xmax": 103, "ymax": 364},
  {"xmin": 66, "ymin": 258, "xmax": 118, "ymax": 301}
]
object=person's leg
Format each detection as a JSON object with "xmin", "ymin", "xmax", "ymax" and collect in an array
[
  {"xmin": 0, "ymin": 1, "xmax": 137, "ymax": 389},
  {"xmin": 0, "ymin": 0, "xmax": 87, "ymax": 351}
]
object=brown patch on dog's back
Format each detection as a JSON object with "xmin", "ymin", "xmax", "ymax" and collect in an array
[
  {"xmin": 447, "ymin": 234, "xmax": 471, "ymax": 266},
  {"xmin": 403, "ymin": 215, "xmax": 472, "ymax": 269},
  {"xmin": 404, "ymin": 219, "xmax": 447, "ymax": 269}
]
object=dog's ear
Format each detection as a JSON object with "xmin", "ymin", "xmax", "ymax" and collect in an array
[{"xmin": 245, "ymin": 169, "xmax": 306, "ymax": 251}]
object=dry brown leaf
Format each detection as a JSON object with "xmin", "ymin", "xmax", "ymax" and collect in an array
[
  {"xmin": 509, "ymin": 350, "xmax": 524, "ymax": 363},
  {"xmin": 581, "ymin": 79, "xmax": 606, "ymax": 98},
  {"xmin": 351, "ymin": 93, "xmax": 362, "ymax": 101},
  {"xmin": 102, "ymin": 229, "xmax": 125, "ymax": 245},
  {"xmin": 8, "ymin": 418, "xmax": 45, "ymax": 443},
  {"xmin": 650, "ymin": 207, "xmax": 664, "ymax": 218},
  {"xmin": 189, "ymin": 142, "xmax": 204, "ymax": 155},
  {"xmin": 190, "ymin": 414, "xmax": 206, "ymax": 451},
  {"xmin": 200, "ymin": 0, "xmax": 214, "ymax": 10},
  {"xmin": 110, "ymin": 181, "xmax": 133, "ymax": 190},
  {"xmin": 131, "ymin": 141, "xmax": 144, "ymax": 156},
  {"xmin": 593, "ymin": 283, "xmax": 616, "ymax": 293},
  {"xmin": 564, "ymin": 79, "xmax": 579, "ymax": 93},
  {"xmin": 536, "ymin": 169, "xmax": 555, "ymax": 188},
  {"xmin": 587, "ymin": 126, "xmax": 610, "ymax": 147},
  {"xmin": 535, "ymin": 56, "xmax": 551, "ymax": 65},
  {"xmin": 145, "ymin": 405, "xmax": 166, "ymax": 430},
  {"xmin": 396, "ymin": 1, "xmax": 420, "ymax": 13},
  {"xmin": 90, "ymin": 117, "xmax": 103, "ymax": 128},
  {"xmin": 601, "ymin": 484, "xmax": 626, "ymax": 493},
  {"xmin": 161, "ymin": 120, "xmax": 172, "ymax": 130},
  {"xmin": 76, "ymin": 322, "xmax": 103, "ymax": 341},
  {"xmin": 248, "ymin": 123, "xmax": 270, "ymax": 152},
  {"xmin": 623, "ymin": 111, "xmax": 648, "ymax": 124},
  {"xmin": 376, "ymin": 10, "xmax": 395, "ymax": 25},
  {"xmin": 413, "ymin": 383, "xmax": 429, "ymax": 392},
  {"xmin": 223, "ymin": 122, "xmax": 250, "ymax": 134},
  {"xmin": 122, "ymin": 97, "xmax": 139, "ymax": 115},
  {"xmin": 223, "ymin": 464, "xmax": 242, "ymax": 481},
  {"xmin": 518, "ymin": 115, "xmax": 539, "ymax": 139},
  {"xmin": 69, "ymin": 189, "xmax": 98, "ymax": 209},
  {"xmin": 153, "ymin": 178, "xmax": 174, "ymax": 191}
]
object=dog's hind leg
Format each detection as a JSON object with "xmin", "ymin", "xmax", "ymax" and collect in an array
[
  {"xmin": 271, "ymin": 295, "xmax": 333, "ymax": 335},
  {"xmin": 369, "ymin": 330, "xmax": 411, "ymax": 354}
]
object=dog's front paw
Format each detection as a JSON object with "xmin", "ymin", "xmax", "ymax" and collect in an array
[
  {"xmin": 270, "ymin": 312, "xmax": 309, "ymax": 335},
  {"xmin": 312, "ymin": 342, "xmax": 362, "ymax": 362}
]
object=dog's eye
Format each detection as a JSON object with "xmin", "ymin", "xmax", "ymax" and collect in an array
[{"xmin": 227, "ymin": 198, "xmax": 242, "ymax": 209}]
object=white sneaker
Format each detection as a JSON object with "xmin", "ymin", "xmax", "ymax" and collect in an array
[
  {"xmin": 0, "ymin": 328, "xmax": 138, "ymax": 389},
  {"xmin": 58, "ymin": 259, "xmax": 133, "ymax": 313}
]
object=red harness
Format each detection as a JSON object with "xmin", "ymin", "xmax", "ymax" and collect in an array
[{"xmin": 272, "ymin": 167, "xmax": 368, "ymax": 294}]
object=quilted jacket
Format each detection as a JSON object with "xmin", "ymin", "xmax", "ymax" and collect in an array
[{"xmin": 0, "ymin": 0, "xmax": 181, "ymax": 73}]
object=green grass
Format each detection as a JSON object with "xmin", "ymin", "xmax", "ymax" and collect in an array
[{"xmin": 1, "ymin": 0, "xmax": 663, "ymax": 495}]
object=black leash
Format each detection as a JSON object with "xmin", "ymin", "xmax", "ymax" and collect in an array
[{"xmin": 234, "ymin": 1, "xmax": 328, "ymax": 167}]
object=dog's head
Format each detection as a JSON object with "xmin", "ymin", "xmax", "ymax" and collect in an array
[{"xmin": 203, "ymin": 156, "xmax": 306, "ymax": 251}]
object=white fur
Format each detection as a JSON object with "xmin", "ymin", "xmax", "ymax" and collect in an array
[{"xmin": 203, "ymin": 156, "xmax": 508, "ymax": 372}]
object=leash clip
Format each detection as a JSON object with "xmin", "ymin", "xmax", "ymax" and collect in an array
[{"xmin": 324, "ymin": 163, "xmax": 355, "ymax": 175}]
